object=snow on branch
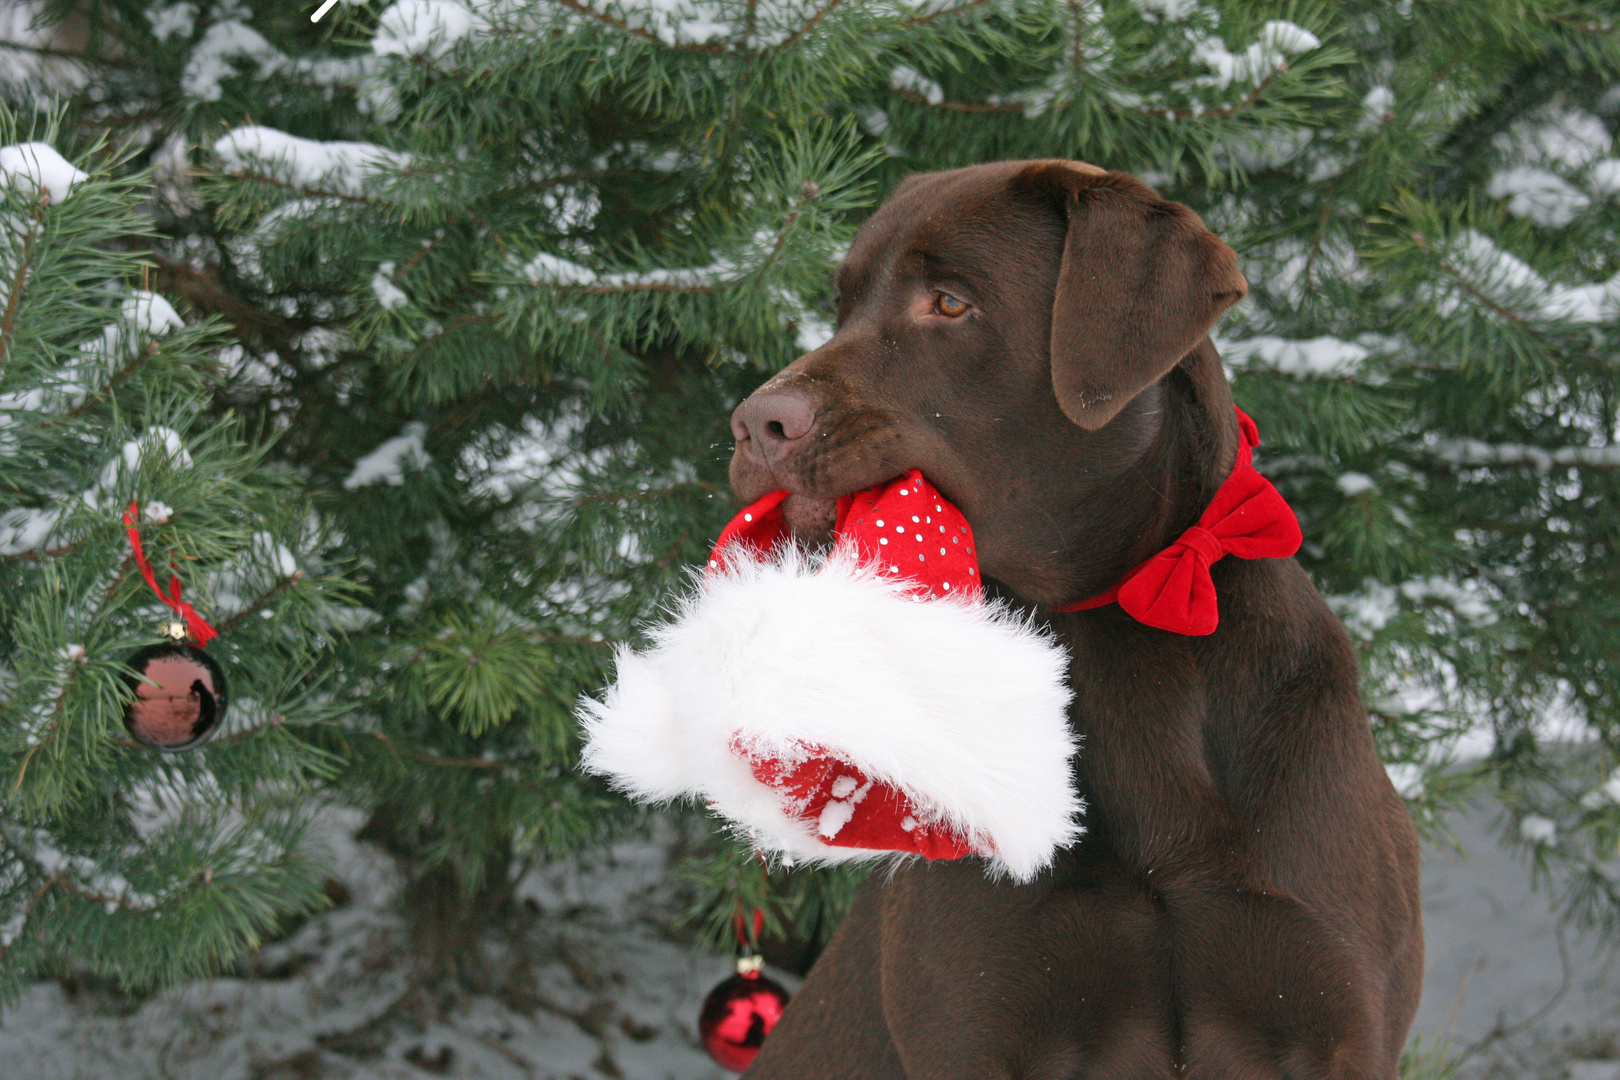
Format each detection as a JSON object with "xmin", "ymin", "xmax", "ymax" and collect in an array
[
  {"xmin": 1188, "ymin": 21, "xmax": 1319, "ymax": 91},
  {"xmin": 981, "ymin": 15, "xmax": 1320, "ymax": 121},
  {"xmin": 1488, "ymin": 167, "xmax": 1591, "ymax": 228},
  {"xmin": 1431, "ymin": 439, "xmax": 1620, "ymax": 471},
  {"xmin": 344, "ymin": 423, "xmax": 431, "ymax": 489},
  {"xmin": 0, "ymin": 142, "xmax": 86, "ymax": 205},
  {"xmin": 3, "ymin": 829, "xmax": 162, "ymax": 912},
  {"xmin": 890, "ymin": 65, "xmax": 944, "ymax": 105},
  {"xmin": 1219, "ymin": 334, "xmax": 1370, "ymax": 379},
  {"xmin": 531, "ymin": 0, "xmax": 847, "ymax": 51},
  {"xmin": 1, "ymin": 140, "xmax": 88, "ymax": 367},
  {"xmin": 373, "ymin": 0, "xmax": 490, "ymax": 58},
  {"xmin": 0, "ymin": 426, "xmax": 192, "ymax": 558},
  {"xmin": 1434, "ymin": 230, "xmax": 1620, "ymax": 327},
  {"xmin": 0, "ymin": 289, "xmax": 184, "ymax": 437},
  {"xmin": 519, "ymin": 226, "xmax": 784, "ymax": 292},
  {"xmin": 180, "ymin": 13, "xmax": 374, "ymax": 102},
  {"xmin": 214, "ymin": 127, "xmax": 409, "ymax": 200}
]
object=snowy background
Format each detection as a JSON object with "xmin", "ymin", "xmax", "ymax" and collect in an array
[{"xmin": 0, "ymin": 802, "xmax": 1611, "ymax": 1080}]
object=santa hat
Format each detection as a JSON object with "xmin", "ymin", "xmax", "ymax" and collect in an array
[{"xmin": 577, "ymin": 470, "xmax": 1082, "ymax": 882}]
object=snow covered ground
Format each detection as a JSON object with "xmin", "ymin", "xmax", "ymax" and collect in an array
[
  {"xmin": 1413, "ymin": 807, "xmax": 1620, "ymax": 1080},
  {"xmin": 0, "ymin": 804, "xmax": 1614, "ymax": 1080},
  {"xmin": 0, "ymin": 810, "xmax": 749, "ymax": 1080}
]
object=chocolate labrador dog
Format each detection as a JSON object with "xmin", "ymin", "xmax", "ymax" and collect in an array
[{"xmin": 726, "ymin": 160, "xmax": 1423, "ymax": 1079}]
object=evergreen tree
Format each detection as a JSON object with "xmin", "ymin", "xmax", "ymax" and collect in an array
[
  {"xmin": 10, "ymin": 0, "xmax": 1620, "ymax": 992},
  {"xmin": 0, "ymin": 112, "xmax": 358, "ymax": 1001}
]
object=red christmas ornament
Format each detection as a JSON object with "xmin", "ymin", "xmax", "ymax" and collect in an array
[
  {"xmin": 120, "ymin": 502, "xmax": 227, "ymax": 751},
  {"xmin": 698, "ymin": 907, "xmax": 790, "ymax": 1072},
  {"xmin": 121, "ymin": 637, "xmax": 228, "ymax": 751},
  {"xmin": 699, "ymin": 955, "xmax": 790, "ymax": 1072}
]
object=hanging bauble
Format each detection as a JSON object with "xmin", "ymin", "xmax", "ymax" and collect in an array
[
  {"xmin": 120, "ymin": 503, "xmax": 226, "ymax": 752},
  {"xmin": 699, "ymin": 954, "xmax": 791, "ymax": 1072},
  {"xmin": 122, "ymin": 624, "xmax": 228, "ymax": 751}
]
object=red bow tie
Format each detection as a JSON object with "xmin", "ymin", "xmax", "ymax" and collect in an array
[{"xmin": 1055, "ymin": 407, "xmax": 1301, "ymax": 635}]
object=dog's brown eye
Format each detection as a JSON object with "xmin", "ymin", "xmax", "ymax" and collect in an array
[{"xmin": 934, "ymin": 292, "xmax": 969, "ymax": 317}]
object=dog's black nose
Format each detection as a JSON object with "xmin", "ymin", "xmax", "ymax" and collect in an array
[{"xmin": 731, "ymin": 391, "xmax": 817, "ymax": 460}]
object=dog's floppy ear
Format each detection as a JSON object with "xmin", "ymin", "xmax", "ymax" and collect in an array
[{"xmin": 1017, "ymin": 161, "xmax": 1247, "ymax": 431}]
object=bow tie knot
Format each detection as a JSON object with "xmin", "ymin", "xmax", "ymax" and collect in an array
[{"xmin": 1175, "ymin": 525, "xmax": 1226, "ymax": 567}]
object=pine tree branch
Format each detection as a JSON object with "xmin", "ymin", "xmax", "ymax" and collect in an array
[
  {"xmin": 0, "ymin": 39, "xmax": 111, "ymax": 66},
  {"xmin": 525, "ymin": 630, "xmax": 614, "ymax": 648},
  {"xmin": 1428, "ymin": 53, "xmax": 1568, "ymax": 199},
  {"xmin": 364, "ymin": 731, "xmax": 542, "ymax": 772},
  {"xmin": 1423, "ymin": 442, "xmax": 1620, "ymax": 471},
  {"xmin": 1302, "ymin": 200, "xmax": 1334, "ymax": 294},
  {"xmin": 656, "ymin": 528, "xmax": 693, "ymax": 567},
  {"xmin": 53, "ymin": 343, "xmax": 159, "ymax": 423},
  {"xmin": 1408, "ymin": 231, "xmax": 1544, "ymax": 339},
  {"xmin": 215, "ymin": 571, "xmax": 307, "ymax": 635},
  {"xmin": 48, "ymin": 873, "xmax": 160, "ymax": 911},
  {"xmin": 753, "ymin": 181, "xmax": 822, "ymax": 278},
  {"xmin": 898, "ymin": 0, "xmax": 993, "ymax": 27},
  {"xmin": 1068, "ymin": 0, "xmax": 1087, "ymax": 70},
  {"xmin": 463, "ymin": 208, "xmax": 512, "ymax": 260},
  {"xmin": 575, "ymin": 280, "xmax": 714, "ymax": 294},
  {"xmin": 1139, "ymin": 70, "xmax": 1285, "ymax": 121},
  {"xmin": 491, "ymin": 168, "xmax": 637, "ymax": 204},
  {"xmin": 1, "ymin": 542, "xmax": 80, "ymax": 562},
  {"xmin": 890, "ymin": 87, "xmax": 1021, "ymax": 113},
  {"xmin": 228, "ymin": 170, "xmax": 395, "ymax": 210},
  {"xmin": 12, "ymin": 643, "xmax": 90, "ymax": 788},
  {"xmin": 216, "ymin": 713, "xmax": 288, "ymax": 741},
  {"xmin": 893, "ymin": 67, "xmax": 1286, "ymax": 120},
  {"xmin": 0, "ymin": 879, "xmax": 51, "ymax": 962},
  {"xmin": 149, "ymin": 253, "xmax": 294, "ymax": 345},
  {"xmin": 568, "ymin": 479, "xmax": 719, "ymax": 505},
  {"xmin": 0, "ymin": 192, "xmax": 47, "ymax": 377},
  {"xmin": 541, "ymin": 0, "xmax": 730, "ymax": 52},
  {"xmin": 775, "ymin": 0, "xmax": 844, "ymax": 52},
  {"xmin": 1549, "ymin": 13, "xmax": 1614, "ymax": 33}
]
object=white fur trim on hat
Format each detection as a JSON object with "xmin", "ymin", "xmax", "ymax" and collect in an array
[{"xmin": 577, "ymin": 547, "xmax": 1083, "ymax": 882}]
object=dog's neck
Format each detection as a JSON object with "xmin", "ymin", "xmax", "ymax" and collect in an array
[{"xmin": 1037, "ymin": 339, "xmax": 1238, "ymax": 609}]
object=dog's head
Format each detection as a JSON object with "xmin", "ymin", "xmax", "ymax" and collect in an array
[{"xmin": 729, "ymin": 160, "xmax": 1248, "ymax": 606}]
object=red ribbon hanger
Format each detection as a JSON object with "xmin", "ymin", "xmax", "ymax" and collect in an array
[
  {"xmin": 122, "ymin": 501, "xmax": 219, "ymax": 647},
  {"xmin": 1054, "ymin": 407, "xmax": 1302, "ymax": 635}
]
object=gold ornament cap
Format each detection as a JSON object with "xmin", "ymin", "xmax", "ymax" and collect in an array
[
  {"xmin": 160, "ymin": 620, "xmax": 188, "ymax": 641},
  {"xmin": 735, "ymin": 954, "xmax": 764, "ymax": 976}
]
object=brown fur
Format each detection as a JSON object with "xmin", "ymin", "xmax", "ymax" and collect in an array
[{"xmin": 728, "ymin": 160, "xmax": 1423, "ymax": 1080}]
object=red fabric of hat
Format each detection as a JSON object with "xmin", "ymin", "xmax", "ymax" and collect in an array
[
  {"xmin": 709, "ymin": 470, "xmax": 982, "ymax": 601},
  {"xmin": 709, "ymin": 471, "xmax": 985, "ymax": 861}
]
